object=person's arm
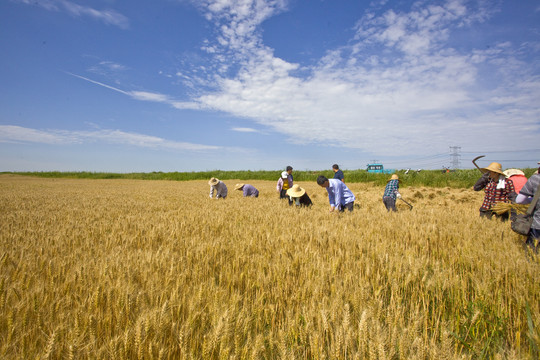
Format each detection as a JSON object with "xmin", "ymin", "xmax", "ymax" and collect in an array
[
  {"xmin": 515, "ymin": 193, "xmax": 532, "ymax": 204},
  {"xmin": 473, "ymin": 173, "xmax": 489, "ymax": 191},
  {"xmin": 209, "ymin": 185, "xmax": 214, "ymax": 198},
  {"xmin": 333, "ymin": 181, "xmax": 343, "ymax": 210},
  {"xmin": 327, "ymin": 187, "xmax": 336, "ymax": 211},
  {"xmin": 276, "ymin": 178, "xmax": 283, "ymax": 192}
]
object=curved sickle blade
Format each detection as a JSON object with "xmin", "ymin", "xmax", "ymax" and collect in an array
[{"xmin": 472, "ymin": 155, "xmax": 485, "ymax": 171}]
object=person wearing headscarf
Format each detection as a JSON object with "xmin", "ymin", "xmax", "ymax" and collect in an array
[
  {"xmin": 473, "ymin": 162, "xmax": 515, "ymax": 220},
  {"xmin": 276, "ymin": 166, "xmax": 293, "ymax": 205}
]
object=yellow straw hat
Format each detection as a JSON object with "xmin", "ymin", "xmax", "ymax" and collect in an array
[
  {"xmin": 388, "ymin": 174, "xmax": 399, "ymax": 182},
  {"xmin": 480, "ymin": 162, "xmax": 504, "ymax": 175},
  {"xmin": 234, "ymin": 183, "xmax": 245, "ymax": 191},
  {"xmin": 208, "ymin": 177, "xmax": 220, "ymax": 186},
  {"xmin": 286, "ymin": 184, "xmax": 306, "ymax": 198}
]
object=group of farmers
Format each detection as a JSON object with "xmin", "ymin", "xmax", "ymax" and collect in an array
[
  {"xmin": 473, "ymin": 161, "xmax": 540, "ymax": 252},
  {"xmin": 208, "ymin": 160, "xmax": 540, "ymax": 252},
  {"xmin": 208, "ymin": 164, "xmax": 357, "ymax": 212}
]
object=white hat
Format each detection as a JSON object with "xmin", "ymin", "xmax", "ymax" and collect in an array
[
  {"xmin": 281, "ymin": 171, "xmax": 288, "ymax": 179},
  {"xmin": 503, "ymin": 169, "xmax": 524, "ymax": 177}
]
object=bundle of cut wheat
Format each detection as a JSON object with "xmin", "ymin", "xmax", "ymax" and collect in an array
[{"xmin": 491, "ymin": 202, "xmax": 529, "ymax": 215}]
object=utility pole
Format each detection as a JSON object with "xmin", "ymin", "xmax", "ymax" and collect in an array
[{"xmin": 449, "ymin": 146, "xmax": 461, "ymax": 170}]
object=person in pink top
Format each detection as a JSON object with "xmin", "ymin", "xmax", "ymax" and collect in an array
[{"xmin": 503, "ymin": 169, "xmax": 527, "ymax": 194}]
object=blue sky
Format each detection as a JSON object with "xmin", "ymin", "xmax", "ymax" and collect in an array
[{"xmin": 1, "ymin": 0, "xmax": 539, "ymax": 172}]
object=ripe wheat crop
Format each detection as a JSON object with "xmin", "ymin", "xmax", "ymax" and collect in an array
[{"xmin": 0, "ymin": 175, "xmax": 539, "ymax": 359}]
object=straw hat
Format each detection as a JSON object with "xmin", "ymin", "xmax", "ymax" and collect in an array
[
  {"xmin": 388, "ymin": 174, "xmax": 400, "ymax": 182},
  {"xmin": 208, "ymin": 177, "xmax": 220, "ymax": 186},
  {"xmin": 480, "ymin": 162, "xmax": 504, "ymax": 175},
  {"xmin": 286, "ymin": 184, "xmax": 305, "ymax": 198},
  {"xmin": 503, "ymin": 169, "xmax": 524, "ymax": 178},
  {"xmin": 234, "ymin": 183, "xmax": 244, "ymax": 191}
]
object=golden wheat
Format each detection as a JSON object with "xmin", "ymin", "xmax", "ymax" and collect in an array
[{"xmin": 0, "ymin": 175, "xmax": 539, "ymax": 359}]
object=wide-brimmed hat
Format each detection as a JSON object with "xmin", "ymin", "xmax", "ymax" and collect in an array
[
  {"xmin": 234, "ymin": 183, "xmax": 244, "ymax": 190},
  {"xmin": 388, "ymin": 174, "xmax": 400, "ymax": 182},
  {"xmin": 286, "ymin": 184, "xmax": 305, "ymax": 198},
  {"xmin": 480, "ymin": 162, "xmax": 504, "ymax": 175},
  {"xmin": 503, "ymin": 169, "xmax": 525, "ymax": 178},
  {"xmin": 208, "ymin": 177, "xmax": 220, "ymax": 186}
]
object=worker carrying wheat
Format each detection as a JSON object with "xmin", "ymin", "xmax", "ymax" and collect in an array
[
  {"xmin": 473, "ymin": 162, "xmax": 515, "ymax": 220},
  {"xmin": 209, "ymin": 177, "xmax": 228, "ymax": 199},
  {"xmin": 382, "ymin": 174, "xmax": 401, "ymax": 212}
]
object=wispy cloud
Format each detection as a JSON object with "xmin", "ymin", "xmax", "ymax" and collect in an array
[
  {"xmin": 12, "ymin": 0, "xmax": 129, "ymax": 29},
  {"xmin": 67, "ymin": 72, "xmax": 202, "ymax": 110},
  {"xmin": 0, "ymin": 125, "xmax": 222, "ymax": 152}
]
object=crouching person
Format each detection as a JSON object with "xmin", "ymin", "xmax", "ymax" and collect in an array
[
  {"xmin": 286, "ymin": 184, "xmax": 313, "ymax": 207},
  {"xmin": 317, "ymin": 175, "xmax": 355, "ymax": 212}
]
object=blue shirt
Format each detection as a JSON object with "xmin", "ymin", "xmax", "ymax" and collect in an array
[
  {"xmin": 383, "ymin": 179, "xmax": 399, "ymax": 200},
  {"xmin": 242, "ymin": 184, "xmax": 259, "ymax": 197},
  {"xmin": 326, "ymin": 178, "xmax": 355, "ymax": 209},
  {"xmin": 333, "ymin": 170, "xmax": 344, "ymax": 181}
]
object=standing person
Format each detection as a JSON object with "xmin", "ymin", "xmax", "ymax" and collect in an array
[
  {"xmin": 234, "ymin": 183, "xmax": 259, "ymax": 197},
  {"xmin": 286, "ymin": 184, "xmax": 313, "ymax": 207},
  {"xmin": 382, "ymin": 174, "xmax": 401, "ymax": 212},
  {"xmin": 276, "ymin": 166, "xmax": 293, "ymax": 205},
  {"xmin": 317, "ymin": 175, "xmax": 356, "ymax": 212},
  {"xmin": 209, "ymin": 177, "xmax": 228, "ymax": 199},
  {"xmin": 473, "ymin": 162, "xmax": 515, "ymax": 220},
  {"xmin": 332, "ymin": 164, "xmax": 344, "ymax": 182},
  {"xmin": 515, "ymin": 173, "xmax": 540, "ymax": 252},
  {"xmin": 503, "ymin": 169, "xmax": 527, "ymax": 194}
]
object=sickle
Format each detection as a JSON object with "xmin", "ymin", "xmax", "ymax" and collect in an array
[{"xmin": 472, "ymin": 155, "xmax": 485, "ymax": 172}]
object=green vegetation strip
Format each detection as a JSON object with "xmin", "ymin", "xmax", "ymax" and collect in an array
[{"xmin": 3, "ymin": 168, "xmax": 537, "ymax": 188}]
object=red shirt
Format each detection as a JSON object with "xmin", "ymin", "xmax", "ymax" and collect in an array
[{"xmin": 480, "ymin": 178, "xmax": 515, "ymax": 210}]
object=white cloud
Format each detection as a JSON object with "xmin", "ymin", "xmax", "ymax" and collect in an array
[
  {"xmin": 231, "ymin": 127, "xmax": 258, "ymax": 133},
  {"xmin": 182, "ymin": 0, "xmax": 540, "ymax": 155},
  {"xmin": 0, "ymin": 125, "xmax": 222, "ymax": 152},
  {"xmin": 13, "ymin": 0, "xmax": 129, "ymax": 29}
]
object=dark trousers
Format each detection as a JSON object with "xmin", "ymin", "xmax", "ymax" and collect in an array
[
  {"xmin": 479, "ymin": 209, "xmax": 509, "ymax": 221},
  {"xmin": 526, "ymin": 228, "xmax": 540, "ymax": 253},
  {"xmin": 339, "ymin": 202, "xmax": 354, "ymax": 212},
  {"xmin": 280, "ymin": 189, "xmax": 293, "ymax": 205},
  {"xmin": 383, "ymin": 196, "xmax": 397, "ymax": 212}
]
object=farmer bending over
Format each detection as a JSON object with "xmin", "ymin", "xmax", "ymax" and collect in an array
[
  {"xmin": 317, "ymin": 175, "xmax": 355, "ymax": 212},
  {"xmin": 209, "ymin": 177, "xmax": 228, "ymax": 199}
]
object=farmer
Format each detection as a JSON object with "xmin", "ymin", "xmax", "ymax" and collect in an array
[
  {"xmin": 276, "ymin": 166, "xmax": 293, "ymax": 205},
  {"xmin": 234, "ymin": 183, "xmax": 259, "ymax": 197},
  {"xmin": 515, "ymin": 173, "xmax": 540, "ymax": 252},
  {"xmin": 209, "ymin": 177, "xmax": 228, "ymax": 199},
  {"xmin": 473, "ymin": 162, "xmax": 515, "ymax": 220},
  {"xmin": 317, "ymin": 175, "xmax": 355, "ymax": 212},
  {"xmin": 286, "ymin": 184, "xmax": 313, "ymax": 207},
  {"xmin": 382, "ymin": 174, "xmax": 402, "ymax": 212},
  {"xmin": 503, "ymin": 169, "xmax": 527, "ymax": 194},
  {"xmin": 332, "ymin": 164, "xmax": 344, "ymax": 182}
]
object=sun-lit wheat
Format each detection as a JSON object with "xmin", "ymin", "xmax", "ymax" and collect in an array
[{"xmin": 0, "ymin": 175, "xmax": 539, "ymax": 359}]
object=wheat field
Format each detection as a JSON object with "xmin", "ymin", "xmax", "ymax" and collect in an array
[{"xmin": 0, "ymin": 175, "xmax": 539, "ymax": 359}]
